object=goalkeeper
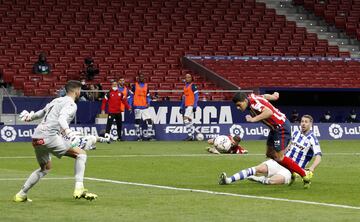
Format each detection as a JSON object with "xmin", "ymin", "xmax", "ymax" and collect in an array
[
  {"xmin": 206, "ymin": 135, "xmax": 248, "ymax": 155},
  {"xmin": 14, "ymin": 80, "xmax": 98, "ymax": 202}
]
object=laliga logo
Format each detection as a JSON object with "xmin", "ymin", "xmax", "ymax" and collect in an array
[
  {"xmin": 1, "ymin": 126, "xmax": 17, "ymax": 142},
  {"xmin": 229, "ymin": 124, "xmax": 244, "ymax": 138},
  {"xmin": 329, "ymin": 124, "xmax": 343, "ymax": 139}
]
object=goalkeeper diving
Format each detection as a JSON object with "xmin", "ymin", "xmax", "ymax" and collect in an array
[{"xmin": 206, "ymin": 135, "xmax": 248, "ymax": 155}]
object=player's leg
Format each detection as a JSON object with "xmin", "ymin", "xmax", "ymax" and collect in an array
[
  {"xmin": 267, "ymin": 124, "xmax": 311, "ymax": 188},
  {"xmin": 145, "ymin": 118, "xmax": 155, "ymax": 140},
  {"xmin": 183, "ymin": 106, "xmax": 195, "ymax": 141},
  {"xmin": 134, "ymin": 109, "xmax": 142, "ymax": 141},
  {"xmin": 64, "ymin": 147, "xmax": 97, "ymax": 200},
  {"xmin": 114, "ymin": 113, "xmax": 123, "ymax": 141},
  {"xmin": 105, "ymin": 113, "xmax": 115, "ymax": 135},
  {"xmin": 248, "ymin": 160, "xmax": 289, "ymax": 185},
  {"xmin": 219, "ymin": 164, "xmax": 258, "ymax": 185},
  {"xmin": 141, "ymin": 108, "xmax": 155, "ymax": 140},
  {"xmin": 14, "ymin": 140, "xmax": 51, "ymax": 202}
]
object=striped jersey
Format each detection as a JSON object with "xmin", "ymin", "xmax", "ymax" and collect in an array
[
  {"xmin": 247, "ymin": 93, "xmax": 287, "ymax": 129},
  {"xmin": 285, "ymin": 129, "xmax": 322, "ymax": 169}
]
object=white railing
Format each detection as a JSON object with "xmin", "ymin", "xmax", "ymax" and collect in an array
[{"xmin": 1, "ymin": 86, "xmax": 18, "ymax": 124}]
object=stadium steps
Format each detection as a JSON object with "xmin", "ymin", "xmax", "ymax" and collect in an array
[{"xmin": 257, "ymin": 0, "xmax": 360, "ymax": 58}]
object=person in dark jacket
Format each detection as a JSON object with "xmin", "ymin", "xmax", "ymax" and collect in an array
[
  {"xmin": 32, "ymin": 52, "xmax": 51, "ymax": 75},
  {"xmin": 101, "ymin": 81, "xmax": 130, "ymax": 141}
]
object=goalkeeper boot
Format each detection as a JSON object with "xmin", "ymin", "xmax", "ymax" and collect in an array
[
  {"xmin": 13, "ymin": 193, "xmax": 32, "ymax": 203},
  {"xmin": 219, "ymin": 172, "xmax": 229, "ymax": 185},
  {"xmin": 303, "ymin": 170, "xmax": 313, "ymax": 189},
  {"xmin": 73, "ymin": 188, "xmax": 98, "ymax": 201}
]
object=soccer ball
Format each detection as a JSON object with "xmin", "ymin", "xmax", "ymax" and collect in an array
[
  {"xmin": 196, "ymin": 133, "xmax": 205, "ymax": 141},
  {"xmin": 70, "ymin": 135, "xmax": 97, "ymax": 150},
  {"xmin": 213, "ymin": 135, "xmax": 232, "ymax": 152}
]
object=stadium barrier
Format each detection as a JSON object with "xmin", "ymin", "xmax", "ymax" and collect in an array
[
  {"xmin": 1, "ymin": 123, "xmax": 359, "ymax": 142},
  {"xmin": 185, "ymin": 55, "xmax": 360, "ymax": 62}
]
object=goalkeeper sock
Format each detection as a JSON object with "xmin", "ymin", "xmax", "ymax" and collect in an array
[
  {"xmin": 230, "ymin": 167, "xmax": 256, "ymax": 183},
  {"xmin": 279, "ymin": 156, "xmax": 306, "ymax": 177},
  {"xmin": 74, "ymin": 154, "xmax": 87, "ymax": 189},
  {"xmin": 21, "ymin": 168, "xmax": 48, "ymax": 194}
]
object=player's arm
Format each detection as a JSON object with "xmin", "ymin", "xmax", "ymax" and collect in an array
[
  {"xmin": 207, "ymin": 138, "xmax": 214, "ymax": 145},
  {"xmin": 101, "ymin": 93, "xmax": 109, "ymax": 114},
  {"xmin": 19, "ymin": 103, "xmax": 50, "ymax": 122},
  {"xmin": 308, "ymin": 137, "xmax": 322, "ymax": 172},
  {"xmin": 121, "ymin": 93, "xmax": 131, "ymax": 111},
  {"xmin": 262, "ymin": 92, "xmax": 279, "ymax": 101},
  {"xmin": 192, "ymin": 84, "xmax": 199, "ymax": 110},
  {"xmin": 128, "ymin": 84, "xmax": 135, "ymax": 108},
  {"xmin": 58, "ymin": 103, "xmax": 77, "ymax": 136},
  {"xmin": 308, "ymin": 154, "xmax": 321, "ymax": 172},
  {"xmin": 146, "ymin": 88, "xmax": 151, "ymax": 107},
  {"xmin": 180, "ymin": 95, "xmax": 185, "ymax": 114},
  {"xmin": 246, "ymin": 106, "xmax": 273, "ymax": 123}
]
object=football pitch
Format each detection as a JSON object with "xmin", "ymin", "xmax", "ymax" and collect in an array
[{"xmin": 0, "ymin": 140, "xmax": 359, "ymax": 222}]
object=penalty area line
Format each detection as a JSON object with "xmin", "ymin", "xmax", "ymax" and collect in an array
[{"xmin": 85, "ymin": 177, "xmax": 360, "ymax": 211}]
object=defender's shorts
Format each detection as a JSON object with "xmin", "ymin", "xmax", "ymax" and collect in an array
[{"xmin": 263, "ymin": 159, "xmax": 292, "ymax": 184}]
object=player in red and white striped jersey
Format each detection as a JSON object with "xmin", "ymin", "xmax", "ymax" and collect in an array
[{"xmin": 219, "ymin": 92, "xmax": 312, "ymax": 189}]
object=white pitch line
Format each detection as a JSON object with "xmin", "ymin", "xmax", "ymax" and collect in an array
[
  {"xmin": 85, "ymin": 177, "xmax": 360, "ymax": 211},
  {"xmin": 0, "ymin": 177, "xmax": 73, "ymax": 181},
  {"xmin": 0, "ymin": 153, "xmax": 359, "ymax": 159},
  {"xmin": 1, "ymin": 176, "xmax": 359, "ymax": 210}
]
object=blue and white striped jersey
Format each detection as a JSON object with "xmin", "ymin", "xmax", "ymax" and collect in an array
[{"xmin": 285, "ymin": 130, "xmax": 322, "ymax": 169}]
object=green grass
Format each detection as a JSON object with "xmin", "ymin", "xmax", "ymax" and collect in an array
[{"xmin": 0, "ymin": 140, "xmax": 360, "ymax": 222}]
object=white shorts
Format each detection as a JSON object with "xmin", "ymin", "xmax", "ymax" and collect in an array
[
  {"xmin": 32, "ymin": 135, "xmax": 70, "ymax": 165},
  {"xmin": 184, "ymin": 106, "xmax": 194, "ymax": 119},
  {"xmin": 134, "ymin": 108, "xmax": 151, "ymax": 120},
  {"xmin": 263, "ymin": 159, "xmax": 292, "ymax": 184}
]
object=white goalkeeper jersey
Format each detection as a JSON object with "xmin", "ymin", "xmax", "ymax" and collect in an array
[
  {"xmin": 285, "ymin": 129, "xmax": 322, "ymax": 169},
  {"xmin": 32, "ymin": 96, "xmax": 77, "ymax": 139}
]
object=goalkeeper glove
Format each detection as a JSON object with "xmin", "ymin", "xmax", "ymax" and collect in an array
[
  {"xmin": 19, "ymin": 110, "xmax": 34, "ymax": 122},
  {"xmin": 64, "ymin": 128, "xmax": 82, "ymax": 140}
]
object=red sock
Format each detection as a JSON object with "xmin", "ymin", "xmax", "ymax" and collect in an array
[{"xmin": 279, "ymin": 156, "xmax": 306, "ymax": 177}]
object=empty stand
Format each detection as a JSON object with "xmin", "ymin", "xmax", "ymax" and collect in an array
[
  {"xmin": 198, "ymin": 59, "xmax": 360, "ymax": 88},
  {"xmin": 294, "ymin": 0, "xmax": 360, "ymax": 40},
  {"xmin": 0, "ymin": 0, "xmax": 347, "ymax": 98}
]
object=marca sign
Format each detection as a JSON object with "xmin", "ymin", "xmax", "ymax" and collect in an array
[{"xmin": 145, "ymin": 105, "xmax": 234, "ymax": 125}]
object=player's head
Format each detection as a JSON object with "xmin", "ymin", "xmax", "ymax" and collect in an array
[
  {"xmin": 232, "ymin": 135, "xmax": 241, "ymax": 145},
  {"xmin": 65, "ymin": 80, "xmax": 82, "ymax": 100},
  {"xmin": 111, "ymin": 81, "xmax": 118, "ymax": 91},
  {"xmin": 138, "ymin": 73, "xmax": 145, "ymax": 83},
  {"xmin": 118, "ymin": 77, "xmax": 125, "ymax": 86},
  {"xmin": 232, "ymin": 92, "xmax": 248, "ymax": 111},
  {"xmin": 300, "ymin": 115, "xmax": 313, "ymax": 133},
  {"xmin": 185, "ymin": 74, "xmax": 193, "ymax": 83}
]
